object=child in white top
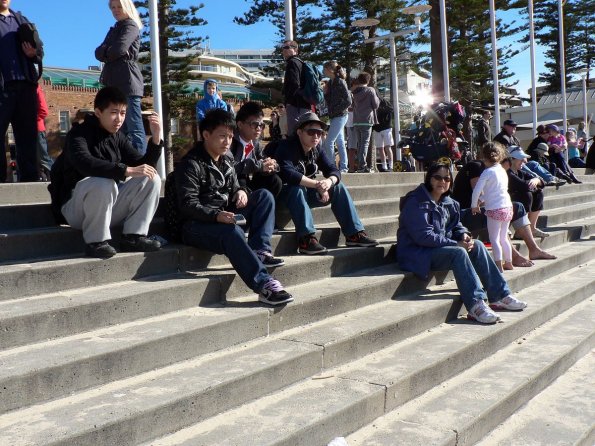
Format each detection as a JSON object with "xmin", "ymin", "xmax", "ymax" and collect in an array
[{"xmin": 471, "ymin": 142, "xmax": 513, "ymax": 272}]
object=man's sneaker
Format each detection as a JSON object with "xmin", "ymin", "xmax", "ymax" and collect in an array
[
  {"xmin": 120, "ymin": 234, "xmax": 161, "ymax": 252},
  {"xmin": 256, "ymin": 250, "xmax": 285, "ymax": 267},
  {"xmin": 298, "ymin": 234, "xmax": 327, "ymax": 255},
  {"xmin": 345, "ymin": 231, "xmax": 379, "ymax": 247},
  {"xmin": 467, "ymin": 300, "xmax": 501, "ymax": 324},
  {"xmin": 490, "ymin": 295, "xmax": 527, "ymax": 311},
  {"xmin": 86, "ymin": 241, "xmax": 117, "ymax": 259},
  {"xmin": 258, "ymin": 278, "xmax": 294, "ymax": 306},
  {"xmin": 355, "ymin": 167, "xmax": 371, "ymax": 173}
]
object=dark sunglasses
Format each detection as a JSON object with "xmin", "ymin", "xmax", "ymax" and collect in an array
[
  {"xmin": 277, "ymin": 105, "xmax": 285, "ymax": 109},
  {"xmin": 281, "ymin": 45, "xmax": 295, "ymax": 50},
  {"xmin": 304, "ymin": 128, "xmax": 324, "ymax": 137},
  {"xmin": 431, "ymin": 175, "xmax": 451, "ymax": 182},
  {"xmin": 247, "ymin": 121, "xmax": 266, "ymax": 130}
]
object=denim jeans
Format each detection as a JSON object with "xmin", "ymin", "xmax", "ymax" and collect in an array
[
  {"xmin": 181, "ymin": 189, "xmax": 275, "ymax": 292},
  {"xmin": 569, "ymin": 157, "xmax": 586, "ymax": 168},
  {"xmin": 522, "ymin": 161, "xmax": 554, "ymax": 182},
  {"xmin": 429, "ymin": 239, "xmax": 511, "ymax": 311},
  {"xmin": 37, "ymin": 131, "xmax": 54, "ymax": 172},
  {"xmin": 279, "ymin": 182, "xmax": 364, "ymax": 238},
  {"xmin": 354, "ymin": 125, "xmax": 373, "ymax": 170},
  {"xmin": 322, "ymin": 114, "xmax": 348, "ymax": 171},
  {"xmin": 122, "ymin": 95, "xmax": 146, "ymax": 155}
]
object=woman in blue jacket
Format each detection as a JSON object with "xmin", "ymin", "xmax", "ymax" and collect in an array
[
  {"xmin": 396, "ymin": 163, "xmax": 527, "ymax": 324},
  {"xmin": 95, "ymin": 0, "xmax": 146, "ymax": 154}
]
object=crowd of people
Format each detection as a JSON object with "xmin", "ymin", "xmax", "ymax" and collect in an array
[{"xmin": 2, "ymin": 2, "xmax": 590, "ymax": 324}]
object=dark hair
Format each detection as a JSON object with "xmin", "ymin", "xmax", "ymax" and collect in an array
[
  {"xmin": 283, "ymin": 40, "xmax": 298, "ymax": 50},
  {"xmin": 235, "ymin": 101, "xmax": 264, "ymax": 123},
  {"xmin": 356, "ymin": 72, "xmax": 371, "ymax": 85},
  {"xmin": 424, "ymin": 163, "xmax": 452, "ymax": 197},
  {"xmin": 323, "ymin": 60, "xmax": 346, "ymax": 80},
  {"xmin": 536, "ymin": 124, "xmax": 547, "ymax": 135},
  {"xmin": 94, "ymin": 86, "xmax": 127, "ymax": 111},
  {"xmin": 479, "ymin": 141, "xmax": 506, "ymax": 164},
  {"xmin": 199, "ymin": 108, "xmax": 235, "ymax": 137}
]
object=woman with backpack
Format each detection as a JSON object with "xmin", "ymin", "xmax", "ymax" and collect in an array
[
  {"xmin": 322, "ymin": 61, "xmax": 352, "ymax": 172},
  {"xmin": 95, "ymin": 0, "xmax": 146, "ymax": 155}
]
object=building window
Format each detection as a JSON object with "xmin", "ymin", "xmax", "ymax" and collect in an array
[{"xmin": 59, "ymin": 111, "xmax": 71, "ymax": 133}]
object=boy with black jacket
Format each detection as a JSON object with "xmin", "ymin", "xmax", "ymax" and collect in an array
[
  {"xmin": 50, "ymin": 86, "xmax": 163, "ymax": 258},
  {"xmin": 174, "ymin": 109, "xmax": 292, "ymax": 306}
]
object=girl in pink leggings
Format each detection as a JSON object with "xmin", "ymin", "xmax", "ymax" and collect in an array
[{"xmin": 471, "ymin": 142, "xmax": 513, "ymax": 272}]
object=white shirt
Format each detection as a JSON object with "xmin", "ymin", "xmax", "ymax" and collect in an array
[{"xmin": 471, "ymin": 164, "xmax": 512, "ymax": 210}]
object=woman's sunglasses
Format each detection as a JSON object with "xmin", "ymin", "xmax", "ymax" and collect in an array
[{"xmin": 431, "ymin": 175, "xmax": 451, "ymax": 182}]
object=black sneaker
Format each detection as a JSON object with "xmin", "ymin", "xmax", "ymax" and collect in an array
[
  {"xmin": 256, "ymin": 250, "xmax": 285, "ymax": 267},
  {"xmin": 120, "ymin": 234, "xmax": 161, "ymax": 252},
  {"xmin": 345, "ymin": 231, "xmax": 379, "ymax": 247},
  {"xmin": 355, "ymin": 167, "xmax": 371, "ymax": 173},
  {"xmin": 86, "ymin": 241, "xmax": 117, "ymax": 258},
  {"xmin": 258, "ymin": 278, "xmax": 294, "ymax": 306},
  {"xmin": 298, "ymin": 234, "xmax": 327, "ymax": 255}
]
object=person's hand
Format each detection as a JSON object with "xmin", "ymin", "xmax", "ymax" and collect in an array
[
  {"xmin": 457, "ymin": 237, "xmax": 474, "ymax": 252},
  {"xmin": 318, "ymin": 190, "xmax": 330, "ymax": 203},
  {"xmin": 528, "ymin": 178, "xmax": 541, "ymax": 190},
  {"xmin": 22, "ymin": 42, "xmax": 37, "ymax": 58},
  {"xmin": 148, "ymin": 113, "xmax": 162, "ymax": 144},
  {"xmin": 471, "ymin": 206, "xmax": 481, "ymax": 215},
  {"xmin": 262, "ymin": 157, "xmax": 278, "ymax": 174},
  {"xmin": 126, "ymin": 164, "xmax": 157, "ymax": 179},
  {"xmin": 233, "ymin": 190, "xmax": 248, "ymax": 208},
  {"xmin": 216, "ymin": 211, "xmax": 236, "ymax": 225},
  {"xmin": 316, "ymin": 178, "xmax": 332, "ymax": 193}
]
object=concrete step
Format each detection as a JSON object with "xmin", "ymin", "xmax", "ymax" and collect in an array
[
  {"xmin": 0, "ymin": 241, "xmax": 592, "ymax": 441},
  {"xmin": 345, "ymin": 294, "xmax": 595, "ymax": 446},
  {"xmin": 476, "ymin": 351, "xmax": 595, "ymax": 446},
  {"xmin": 0, "ymin": 183, "xmax": 50, "ymax": 205},
  {"xmin": 139, "ymin": 260, "xmax": 595, "ymax": 446}
]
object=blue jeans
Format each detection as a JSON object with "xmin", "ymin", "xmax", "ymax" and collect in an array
[
  {"xmin": 279, "ymin": 182, "xmax": 364, "ymax": 238},
  {"xmin": 37, "ymin": 131, "xmax": 53, "ymax": 172},
  {"xmin": 323, "ymin": 114, "xmax": 348, "ymax": 171},
  {"xmin": 523, "ymin": 161, "xmax": 554, "ymax": 182},
  {"xmin": 569, "ymin": 157, "xmax": 586, "ymax": 168},
  {"xmin": 430, "ymin": 240, "xmax": 511, "ymax": 311},
  {"xmin": 122, "ymin": 95, "xmax": 146, "ymax": 155},
  {"xmin": 181, "ymin": 189, "xmax": 275, "ymax": 292},
  {"xmin": 354, "ymin": 125, "xmax": 373, "ymax": 170}
]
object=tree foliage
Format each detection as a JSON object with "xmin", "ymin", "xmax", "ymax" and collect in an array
[{"xmin": 134, "ymin": 0, "xmax": 207, "ymax": 172}]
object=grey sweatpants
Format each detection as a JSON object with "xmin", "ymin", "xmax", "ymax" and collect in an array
[{"xmin": 62, "ymin": 176, "xmax": 161, "ymax": 244}]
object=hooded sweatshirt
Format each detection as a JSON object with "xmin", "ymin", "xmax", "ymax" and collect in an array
[
  {"xmin": 351, "ymin": 85, "xmax": 379, "ymax": 125},
  {"xmin": 196, "ymin": 79, "xmax": 230, "ymax": 122}
]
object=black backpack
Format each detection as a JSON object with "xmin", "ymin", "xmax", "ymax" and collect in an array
[
  {"xmin": 163, "ymin": 171, "xmax": 183, "ymax": 243},
  {"xmin": 373, "ymin": 98, "xmax": 393, "ymax": 132}
]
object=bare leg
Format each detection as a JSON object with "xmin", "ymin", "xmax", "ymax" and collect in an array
[{"xmin": 515, "ymin": 223, "xmax": 557, "ymax": 260}]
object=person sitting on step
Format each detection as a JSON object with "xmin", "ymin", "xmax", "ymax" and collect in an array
[
  {"xmin": 49, "ymin": 86, "xmax": 163, "ymax": 258},
  {"xmin": 274, "ymin": 111, "xmax": 378, "ymax": 255},
  {"xmin": 396, "ymin": 162, "xmax": 527, "ymax": 324},
  {"xmin": 173, "ymin": 108, "xmax": 292, "ymax": 306}
]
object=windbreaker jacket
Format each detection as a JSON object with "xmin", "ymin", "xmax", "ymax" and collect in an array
[
  {"xmin": 95, "ymin": 18, "xmax": 144, "ymax": 97},
  {"xmin": 396, "ymin": 184, "xmax": 469, "ymax": 279},
  {"xmin": 324, "ymin": 77, "xmax": 351, "ymax": 118},
  {"xmin": 493, "ymin": 130, "xmax": 520, "ymax": 148},
  {"xmin": 174, "ymin": 142, "xmax": 245, "ymax": 223},
  {"xmin": 274, "ymin": 136, "xmax": 341, "ymax": 186},
  {"xmin": 351, "ymin": 85, "xmax": 379, "ymax": 125},
  {"xmin": 282, "ymin": 56, "xmax": 310, "ymax": 109},
  {"xmin": 195, "ymin": 79, "xmax": 231, "ymax": 122}
]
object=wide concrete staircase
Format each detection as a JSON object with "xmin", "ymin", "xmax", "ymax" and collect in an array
[{"xmin": 0, "ymin": 171, "xmax": 593, "ymax": 446}]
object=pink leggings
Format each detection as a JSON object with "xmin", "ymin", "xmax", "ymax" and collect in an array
[{"xmin": 486, "ymin": 214, "xmax": 512, "ymax": 263}]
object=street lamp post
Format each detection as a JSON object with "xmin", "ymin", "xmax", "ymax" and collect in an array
[
  {"xmin": 528, "ymin": 0, "xmax": 538, "ymax": 133},
  {"xmin": 149, "ymin": 0, "xmax": 165, "ymax": 178},
  {"xmin": 558, "ymin": 0, "xmax": 568, "ymax": 137},
  {"xmin": 579, "ymin": 68, "xmax": 590, "ymax": 141},
  {"xmin": 438, "ymin": 0, "xmax": 450, "ymax": 101},
  {"xmin": 285, "ymin": 0, "xmax": 293, "ymax": 41},
  {"xmin": 489, "ymin": 0, "xmax": 500, "ymax": 130}
]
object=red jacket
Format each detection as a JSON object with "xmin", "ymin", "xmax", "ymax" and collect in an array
[{"xmin": 37, "ymin": 84, "xmax": 48, "ymax": 132}]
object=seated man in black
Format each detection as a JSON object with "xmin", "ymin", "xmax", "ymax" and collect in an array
[
  {"xmin": 228, "ymin": 101, "xmax": 282, "ymax": 197},
  {"xmin": 50, "ymin": 86, "xmax": 163, "ymax": 258},
  {"xmin": 452, "ymin": 158, "xmax": 556, "ymax": 265},
  {"xmin": 275, "ymin": 112, "xmax": 378, "ymax": 254},
  {"xmin": 174, "ymin": 108, "xmax": 292, "ymax": 306}
]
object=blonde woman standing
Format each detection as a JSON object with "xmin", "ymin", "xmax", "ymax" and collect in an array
[{"xmin": 95, "ymin": 0, "xmax": 146, "ymax": 154}]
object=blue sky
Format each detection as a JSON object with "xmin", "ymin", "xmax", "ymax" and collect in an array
[{"xmin": 21, "ymin": 0, "xmax": 554, "ymax": 97}]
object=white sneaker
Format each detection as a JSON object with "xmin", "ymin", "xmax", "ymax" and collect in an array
[
  {"xmin": 490, "ymin": 295, "xmax": 527, "ymax": 311},
  {"xmin": 468, "ymin": 300, "xmax": 501, "ymax": 324}
]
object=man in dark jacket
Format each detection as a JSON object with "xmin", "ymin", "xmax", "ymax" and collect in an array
[
  {"xmin": 50, "ymin": 86, "xmax": 163, "ymax": 258},
  {"xmin": 174, "ymin": 108, "xmax": 292, "ymax": 306},
  {"xmin": 0, "ymin": 0, "xmax": 44, "ymax": 182},
  {"xmin": 228, "ymin": 101, "xmax": 282, "ymax": 197},
  {"xmin": 282, "ymin": 40, "xmax": 311, "ymax": 135},
  {"xmin": 275, "ymin": 112, "xmax": 378, "ymax": 254},
  {"xmin": 493, "ymin": 119, "xmax": 521, "ymax": 148},
  {"xmin": 475, "ymin": 111, "xmax": 492, "ymax": 146}
]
